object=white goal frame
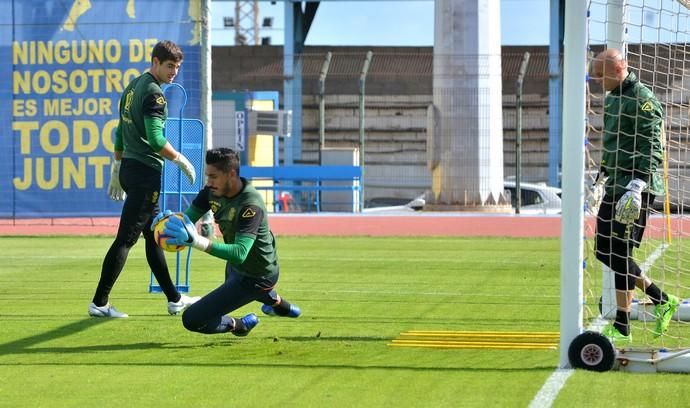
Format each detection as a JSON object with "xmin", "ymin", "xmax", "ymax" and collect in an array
[
  {"xmin": 560, "ymin": 0, "xmax": 587, "ymax": 369},
  {"xmin": 561, "ymin": 0, "xmax": 690, "ymax": 372}
]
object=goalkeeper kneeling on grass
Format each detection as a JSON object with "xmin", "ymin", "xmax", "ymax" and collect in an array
[
  {"xmin": 152, "ymin": 148, "xmax": 301, "ymax": 337},
  {"xmin": 588, "ymin": 48, "xmax": 679, "ymax": 344}
]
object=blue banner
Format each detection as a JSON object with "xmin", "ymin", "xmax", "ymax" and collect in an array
[{"xmin": 1, "ymin": 0, "xmax": 201, "ymax": 217}]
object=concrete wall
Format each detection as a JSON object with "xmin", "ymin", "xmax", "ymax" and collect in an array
[
  {"xmin": 212, "ymin": 45, "xmax": 552, "ymax": 205},
  {"xmin": 296, "ymin": 93, "xmax": 551, "ymax": 204}
]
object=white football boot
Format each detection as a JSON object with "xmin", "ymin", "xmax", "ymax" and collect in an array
[
  {"xmin": 167, "ymin": 294, "xmax": 201, "ymax": 315},
  {"xmin": 88, "ymin": 302, "xmax": 129, "ymax": 318}
]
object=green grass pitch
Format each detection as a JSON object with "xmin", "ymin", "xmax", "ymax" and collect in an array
[{"xmin": 0, "ymin": 236, "xmax": 688, "ymax": 407}]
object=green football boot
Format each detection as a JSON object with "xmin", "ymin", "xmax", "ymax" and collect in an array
[
  {"xmin": 653, "ymin": 295, "xmax": 680, "ymax": 338},
  {"xmin": 601, "ymin": 324, "xmax": 632, "ymax": 344}
]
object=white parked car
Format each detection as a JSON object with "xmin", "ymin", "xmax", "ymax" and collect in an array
[
  {"xmin": 504, "ymin": 180, "xmax": 562, "ymax": 215},
  {"xmin": 363, "ymin": 195, "xmax": 425, "ymax": 213},
  {"xmin": 364, "ymin": 182, "xmax": 561, "ymax": 215}
]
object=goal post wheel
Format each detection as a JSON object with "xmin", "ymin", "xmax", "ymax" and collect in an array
[{"xmin": 568, "ymin": 331, "xmax": 616, "ymax": 372}]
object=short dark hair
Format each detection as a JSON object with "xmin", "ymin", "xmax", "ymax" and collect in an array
[
  {"xmin": 206, "ymin": 148, "xmax": 240, "ymax": 175},
  {"xmin": 151, "ymin": 40, "xmax": 183, "ymax": 64}
]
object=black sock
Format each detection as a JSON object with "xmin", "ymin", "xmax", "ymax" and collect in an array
[
  {"xmin": 644, "ymin": 283, "xmax": 667, "ymax": 305},
  {"xmin": 614, "ymin": 310, "xmax": 630, "ymax": 336},
  {"xmin": 272, "ymin": 300, "xmax": 293, "ymax": 316},
  {"xmin": 231, "ymin": 317, "xmax": 245, "ymax": 333}
]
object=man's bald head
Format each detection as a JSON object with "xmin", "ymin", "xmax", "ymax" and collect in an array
[{"xmin": 590, "ymin": 48, "xmax": 629, "ymax": 91}]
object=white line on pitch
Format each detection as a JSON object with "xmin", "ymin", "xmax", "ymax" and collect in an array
[
  {"xmin": 528, "ymin": 369, "xmax": 574, "ymax": 408},
  {"xmin": 639, "ymin": 243, "xmax": 668, "ymax": 274},
  {"xmin": 528, "ymin": 242, "xmax": 669, "ymax": 408}
]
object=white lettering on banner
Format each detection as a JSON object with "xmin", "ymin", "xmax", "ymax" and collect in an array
[{"xmin": 235, "ymin": 111, "xmax": 246, "ymax": 151}]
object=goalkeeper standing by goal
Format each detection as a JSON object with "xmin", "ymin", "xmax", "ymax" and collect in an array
[
  {"xmin": 154, "ymin": 147, "xmax": 301, "ymax": 337},
  {"xmin": 589, "ymin": 48, "xmax": 679, "ymax": 343},
  {"xmin": 89, "ymin": 40, "xmax": 200, "ymax": 318}
]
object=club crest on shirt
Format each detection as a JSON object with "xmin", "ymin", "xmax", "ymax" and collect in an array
[
  {"xmin": 209, "ymin": 201, "xmax": 220, "ymax": 214},
  {"xmin": 641, "ymin": 101, "xmax": 654, "ymax": 112},
  {"xmin": 241, "ymin": 208, "xmax": 256, "ymax": 218}
]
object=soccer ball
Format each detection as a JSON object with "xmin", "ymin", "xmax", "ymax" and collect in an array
[{"xmin": 153, "ymin": 213, "xmax": 185, "ymax": 252}]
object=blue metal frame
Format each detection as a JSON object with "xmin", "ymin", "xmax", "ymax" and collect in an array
[
  {"xmin": 241, "ymin": 165, "xmax": 362, "ymax": 213},
  {"xmin": 549, "ymin": 0, "xmax": 565, "ymax": 187},
  {"xmin": 150, "ymin": 83, "xmax": 195, "ymax": 294},
  {"xmin": 284, "ymin": 2, "xmax": 319, "ymax": 165}
]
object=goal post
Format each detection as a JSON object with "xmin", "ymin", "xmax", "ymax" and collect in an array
[
  {"xmin": 559, "ymin": 0, "xmax": 588, "ymax": 369},
  {"xmin": 563, "ymin": 0, "xmax": 690, "ymax": 372}
]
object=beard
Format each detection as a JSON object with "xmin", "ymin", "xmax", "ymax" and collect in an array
[{"xmin": 214, "ymin": 180, "xmax": 233, "ymax": 197}]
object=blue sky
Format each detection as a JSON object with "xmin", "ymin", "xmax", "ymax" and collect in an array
[{"xmin": 210, "ymin": 0, "xmax": 550, "ymax": 46}]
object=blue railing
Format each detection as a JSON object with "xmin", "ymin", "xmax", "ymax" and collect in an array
[{"xmin": 240, "ymin": 165, "xmax": 362, "ymax": 213}]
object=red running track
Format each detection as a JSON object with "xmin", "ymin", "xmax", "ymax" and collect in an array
[
  {"xmin": 0, "ymin": 214, "xmax": 685, "ymax": 238},
  {"xmin": 1, "ymin": 214, "xmax": 560, "ymax": 237}
]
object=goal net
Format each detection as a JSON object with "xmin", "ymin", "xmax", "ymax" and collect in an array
[{"xmin": 582, "ymin": 0, "xmax": 690, "ymax": 359}]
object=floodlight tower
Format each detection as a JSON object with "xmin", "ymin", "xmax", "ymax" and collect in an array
[{"xmin": 234, "ymin": 0, "xmax": 260, "ymax": 45}]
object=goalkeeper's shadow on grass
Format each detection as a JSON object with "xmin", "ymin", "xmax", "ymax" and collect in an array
[
  {"xmin": 0, "ymin": 317, "xmax": 168, "ymax": 356},
  {"xmin": 3, "ymin": 342, "xmax": 208, "ymax": 355}
]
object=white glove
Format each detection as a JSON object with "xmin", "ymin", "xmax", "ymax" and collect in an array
[
  {"xmin": 107, "ymin": 160, "xmax": 126, "ymax": 201},
  {"xmin": 585, "ymin": 174, "xmax": 608, "ymax": 215},
  {"xmin": 172, "ymin": 153, "xmax": 196, "ymax": 185},
  {"xmin": 615, "ymin": 178, "xmax": 647, "ymax": 225}
]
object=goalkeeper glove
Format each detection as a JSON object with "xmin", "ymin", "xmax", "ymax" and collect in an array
[
  {"xmin": 163, "ymin": 213, "xmax": 211, "ymax": 251},
  {"xmin": 615, "ymin": 178, "xmax": 647, "ymax": 225},
  {"xmin": 172, "ymin": 153, "xmax": 196, "ymax": 185},
  {"xmin": 585, "ymin": 173, "xmax": 608, "ymax": 215},
  {"xmin": 107, "ymin": 160, "xmax": 126, "ymax": 201},
  {"xmin": 150, "ymin": 209, "xmax": 173, "ymax": 231}
]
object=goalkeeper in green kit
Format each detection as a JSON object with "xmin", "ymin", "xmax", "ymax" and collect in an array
[
  {"xmin": 153, "ymin": 147, "xmax": 301, "ymax": 337},
  {"xmin": 89, "ymin": 40, "xmax": 200, "ymax": 318},
  {"xmin": 588, "ymin": 48, "xmax": 679, "ymax": 343}
]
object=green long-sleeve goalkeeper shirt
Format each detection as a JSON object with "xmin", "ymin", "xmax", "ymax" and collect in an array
[
  {"xmin": 601, "ymin": 71, "xmax": 665, "ymax": 198},
  {"xmin": 186, "ymin": 179, "xmax": 278, "ymax": 278},
  {"xmin": 115, "ymin": 72, "xmax": 168, "ymax": 171}
]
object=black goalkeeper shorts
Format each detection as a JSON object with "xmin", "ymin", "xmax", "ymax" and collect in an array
[
  {"xmin": 595, "ymin": 192, "xmax": 654, "ymax": 253},
  {"xmin": 115, "ymin": 158, "xmax": 162, "ymax": 245}
]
